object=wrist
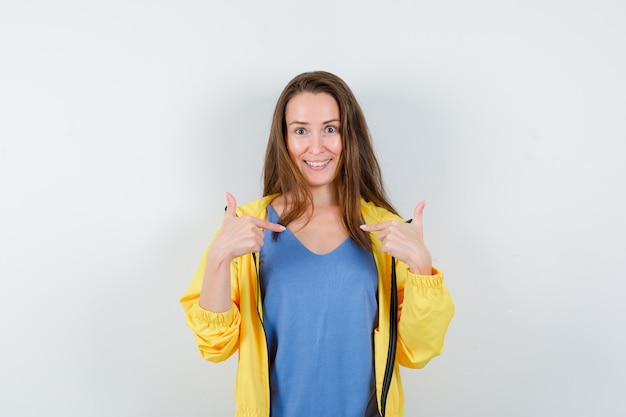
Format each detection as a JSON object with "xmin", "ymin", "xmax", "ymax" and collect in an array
[
  {"xmin": 207, "ymin": 245, "xmax": 234, "ymax": 267},
  {"xmin": 407, "ymin": 258, "xmax": 433, "ymax": 276}
]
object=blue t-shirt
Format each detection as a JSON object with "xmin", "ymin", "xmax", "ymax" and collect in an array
[{"xmin": 260, "ymin": 205, "xmax": 380, "ymax": 417}]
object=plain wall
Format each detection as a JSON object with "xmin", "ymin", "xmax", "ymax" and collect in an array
[{"xmin": 1, "ymin": 0, "xmax": 625, "ymax": 416}]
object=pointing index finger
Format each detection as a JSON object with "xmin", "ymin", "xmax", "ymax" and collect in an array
[
  {"xmin": 359, "ymin": 221, "xmax": 392, "ymax": 232},
  {"xmin": 255, "ymin": 217, "xmax": 286, "ymax": 233}
]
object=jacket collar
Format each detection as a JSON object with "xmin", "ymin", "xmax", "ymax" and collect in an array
[{"xmin": 236, "ymin": 193, "xmax": 404, "ymax": 224}]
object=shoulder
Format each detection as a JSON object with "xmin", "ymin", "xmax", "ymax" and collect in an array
[
  {"xmin": 236, "ymin": 194, "xmax": 280, "ymax": 217},
  {"xmin": 360, "ymin": 198, "xmax": 404, "ymax": 224}
]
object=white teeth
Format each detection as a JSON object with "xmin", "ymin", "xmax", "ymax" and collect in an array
[{"xmin": 306, "ymin": 160, "xmax": 330, "ymax": 167}]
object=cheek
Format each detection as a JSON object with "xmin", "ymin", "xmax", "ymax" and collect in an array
[
  {"xmin": 286, "ymin": 137, "xmax": 298, "ymax": 156},
  {"xmin": 286, "ymin": 138, "xmax": 304, "ymax": 163},
  {"xmin": 332, "ymin": 136, "xmax": 343, "ymax": 155}
]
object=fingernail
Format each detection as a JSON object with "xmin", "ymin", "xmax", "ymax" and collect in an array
[
  {"xmin": 279, "ymin": 225, "xmax": 286, "ymax": 231},
  {"xmin": 359, "ymin": 224, "xmax": 367, "ymax": 230}
]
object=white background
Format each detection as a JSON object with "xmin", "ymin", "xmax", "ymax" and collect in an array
[{"xmin": 1, "ymin": 1, "xmax": 625, "ymax": 416}]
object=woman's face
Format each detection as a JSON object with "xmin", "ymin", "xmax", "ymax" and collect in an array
[{"xmin": 285, "ymin": 92, "xmax": 342, "ymax": 191}]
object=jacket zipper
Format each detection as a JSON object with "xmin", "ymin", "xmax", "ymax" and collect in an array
[
  {"xmin": 253, "ymin": 252, "xmax": 272, "ymax": 417},
  {"xmin": 380, "ymin": 256, "xmax": 398, "ymax": 417},
  {"xmin": 380, "ymin": 219, "xmax": 411, "ymax": 416}
]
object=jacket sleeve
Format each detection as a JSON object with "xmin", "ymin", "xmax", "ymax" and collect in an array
[
  {"xmin": 179, "ymin": 241, "xmax": 242, "ymax": 363},
  {"xmin": 395, "ymin": 265, "xmax": 455, "ymax": 369}
]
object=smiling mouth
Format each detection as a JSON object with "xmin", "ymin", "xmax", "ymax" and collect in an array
[{"xmin": 305, "ymin": 159, "xmax": 331, "ymax": 167}]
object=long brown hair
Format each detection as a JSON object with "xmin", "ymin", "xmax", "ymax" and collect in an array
[{"xmin": 263, "ymin": 71, "xmax": 397, "ymax": 251}]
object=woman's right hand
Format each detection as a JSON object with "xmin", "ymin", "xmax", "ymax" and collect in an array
[
  {"xmin": 200, "ymin": 192, "xmax": 285, "ymax": 312},
  {"xmin": 208, "ymin": 192, "xmax": 286, "ymax": 263}
]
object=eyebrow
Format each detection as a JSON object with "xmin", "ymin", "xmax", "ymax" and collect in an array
[{"xmin": 287, "ymin": 119, "xmax": 340, "ymax": 126}]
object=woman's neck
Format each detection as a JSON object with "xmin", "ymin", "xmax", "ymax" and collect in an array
[
  {"xmin": 307, "ymin": 185, "xmax": 339, "ymax": 208},
  {"xmin": 272, "ymin": 184, "xmax": 340, "ymax": 218}
]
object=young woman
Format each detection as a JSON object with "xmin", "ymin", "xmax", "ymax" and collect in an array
[{"xmin": 180, "ymin": 71, "xmax": 454, "ymax": 417}]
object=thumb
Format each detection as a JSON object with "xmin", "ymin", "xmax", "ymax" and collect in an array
[
  {"xmin": 413, "ymin": 200, "xmax": 427, "ymax": 224},
  {"xmin": 225, "ymin": 191, "xmax": 237, "ymax": 218}
]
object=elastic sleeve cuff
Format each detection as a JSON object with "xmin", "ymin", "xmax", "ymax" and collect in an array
[
  {"xmin": 188, "ymin": 302, "xmax": 237, "ymax": 327},
  {"xmin": 406, "ymin": 266, "xmax": 444, "ymax": 288}
]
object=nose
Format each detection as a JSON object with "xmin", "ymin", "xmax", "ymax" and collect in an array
[{"xmin": 309, "ymin": 131, "xmax": 324, "ymax": 154}]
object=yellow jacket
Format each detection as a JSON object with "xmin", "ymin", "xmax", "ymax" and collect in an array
[{"xmin": 180, "ymin": 195, "xmax": 455, "ymax": 417}]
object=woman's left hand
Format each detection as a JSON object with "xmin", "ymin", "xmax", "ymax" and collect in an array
[{"xmin": 360, "ymin": 200, "xmax": 433, "ymax": 275}]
